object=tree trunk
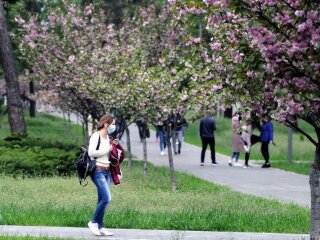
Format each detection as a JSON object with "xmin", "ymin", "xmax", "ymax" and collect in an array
[
  {"xmin": 62, "ymin": 111, "xmax": 68, "ymax": 139},
  {"xmin": 67, "ymin": 112, "xmax": 74, "ymax": 142},
  {"xmin": 0, "ymin": 1, "xmax": 26, "ymax": 134},
  {"xmin": 83, "ymin": 114, "xmax": 89, "ymax": 147},
  {"xmin": 310, "ymin": 145, "xmax": 320, "ymax": 240},
  {"xmin": 143, "ymin": 126, "xmax": 147, "ymax": 177},
  {"xmin": 166, "ymin": 133, "xmax": 177, "ymax": 192},
  {"xmin": 29, "ymin": 81, "xmax": 36, "ymax": 117},
  {"xmin": 125, "ymin": 127, "xmax": 132, "ymax": 169}
]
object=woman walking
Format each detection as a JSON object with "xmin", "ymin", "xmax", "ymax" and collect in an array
[{"xmin": 88, "ymin": 114, "xmax": 118, "ymax": 236}]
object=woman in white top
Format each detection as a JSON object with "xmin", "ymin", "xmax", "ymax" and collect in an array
[{"xmin": 87, "ymin": 114, "xmax": 118, "ymax": 236}]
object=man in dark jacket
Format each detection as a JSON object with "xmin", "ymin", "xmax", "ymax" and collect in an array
[
  {"xmin": 199, "ymin": 110, "xmax": 217, "ymax": 166},
  {"xmin": 169, "ymin": 109, "xmax": 187, "ymax": 154}
]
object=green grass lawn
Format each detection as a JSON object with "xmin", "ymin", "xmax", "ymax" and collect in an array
[
  {"xmin": 183, "ymin": 117, "xmax": 315, "ymax": 175},
  {"xmin": 0, "ymin": 161, "xmax": 309, "ymax": 233},
  {"xmin": 0, "ymin": 113, "xmax": 83, "ymax": 145}
]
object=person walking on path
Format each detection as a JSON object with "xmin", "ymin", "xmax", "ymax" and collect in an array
[
  {"xmin": 260, "ymin": 114, "xmax": 274, "ymax": 168},
  {"xmin": 136, "ymin": 117, "xmax": 150, "ymax": 142},
  {"xmin": 241, "ymin": 113, "xmax": 262, "ymax": 168},
  {"xmin": 199, "ymin": 110, "xmax": 217, "ymax": 166},
  {"xmin": 229, "ymin": 113, "xmax": 244, "ymax": 167},
  {"xmin": 87, "ymin": 114, "xmax": 118, "ymax": 236},
  {"xmin": 169, "ymin": 110, "xmax": 187, "ymax": 155},
  {"xmin": 157, "ymin": 121, "xmax": 167, "ymax": 155}
]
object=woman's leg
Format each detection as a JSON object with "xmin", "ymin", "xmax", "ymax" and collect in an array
[
  {"xmin": 91, "ymin": 169, "xmax": 112, "ymax": 229},
  {"xmin": 245, "ymin": 151, "xmax": 250, "ymax": 166},
  {"xmin": 261, "ymin": 141, "xmax": 270, "ymax": 164},
  {"xmin": 201, "ymin": 137, "xmax": 209, "ymax": 164},
  {"xmin": 159, "ymin": 133, "xmax": 164, "ymax": 151},
  {"xmin": 235, "ymin": 152, "xmax": 240, "ymax": 161},
  {"xmin": 177, "ymin": 130, "xmax": 183, "ymax": 154}
]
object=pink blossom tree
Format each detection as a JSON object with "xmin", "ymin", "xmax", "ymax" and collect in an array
[
  {"xmin": 16, "ymin": 1, "xmax": 197, "ymax": 191},
  {"xmin": 120, "ymin": 4, "xmax": 196, "ymax": 190},
  {"xmin": 174, "ymin": 0, "xmax": 320, "ymax": 237},
  {"xmin": 15, "ymin": 2, "xmax": 119, "ymax": 141}
]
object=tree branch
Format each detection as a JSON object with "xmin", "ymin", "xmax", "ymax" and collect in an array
[
  {"xmin": 286, "ymin": 119, "xmax": 317, "ymax": 146},
  {"xmin": 281, "ymin": 0, "xmax": 298, "ymax": 11}
]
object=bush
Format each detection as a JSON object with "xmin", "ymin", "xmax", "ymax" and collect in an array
[
  {"xmin": 0, "ymin": 137, "xmax": 80, "ymax": 177},
  {"xmin": 0, "ymin": 136, "xmax": 79, "ymax": 151}
]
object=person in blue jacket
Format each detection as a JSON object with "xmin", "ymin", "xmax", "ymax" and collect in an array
[{"xmin": 260, "ymin": 114, "xmax": 274, "ymax": 168}]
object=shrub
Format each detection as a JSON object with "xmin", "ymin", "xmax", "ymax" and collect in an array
[{"xmin": 0, "ymin": 137, "xmax": 79, "ymax": 177}]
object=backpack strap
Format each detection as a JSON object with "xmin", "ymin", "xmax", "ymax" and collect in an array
[
  {"xmin": 96, "ymin": 135, "xmax": 101, "ymax": 150},
  {"xmin": 80, "ymin": 135, "xmax": 101, "ymax": 187}
]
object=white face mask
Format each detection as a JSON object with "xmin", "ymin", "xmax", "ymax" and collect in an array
[{"xmin": 107, "ymin": 124, "xmax": 116, "ymax": 134}]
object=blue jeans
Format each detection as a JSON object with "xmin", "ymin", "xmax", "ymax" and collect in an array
[
  {"xmin": 172, "ymin": 130, "xmax": 183, "ymax": 153},
  {"xmin": 231, "ymin": 152, "xmax": 240, "ymax": 161},
  {"xmin": 158, "ymin": 130, "xmax": 166, "ymax": 151},
  {"xmin": 90, "ymin": 168, "xmax": 112, "ymax": 229}
]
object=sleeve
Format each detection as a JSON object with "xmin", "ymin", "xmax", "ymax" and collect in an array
[
  {"xmin": 269, "ymin": 122, "xmax": 273, "ymax": 141},
  {"xmin": 88, "ymin": 132, "xmax": 110, "ymax": 158},
  {"xmin": 199, "ymin": 120, "xmax": 203, "ymax": 137}
]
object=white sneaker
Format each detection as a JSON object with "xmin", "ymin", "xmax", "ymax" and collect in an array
[
  {"xmin": 234, "ymin": 162, "xmax": 242, "ymax": 167},
  {"xmin": 228, "ymin": 160, "xmax": 232, "ymax": 167},
  {"xmin": 160, "ymin": 151, "xmax": 164, "ymax": 155},
  {"xmin": 88, "ymin": 221, "xmax": 101, "ymax": 236},
  {"xmin": 100, "ymin": 228, "xmax": 113, "ymax": 236}
]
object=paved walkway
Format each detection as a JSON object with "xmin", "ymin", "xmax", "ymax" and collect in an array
[
  {"xmin": 0, "ymin": 225, "xmax": 308, "ymax": 240},
  {"xmin": 124, "ymin": 125, "xmax": 310, "ymax": 208}
]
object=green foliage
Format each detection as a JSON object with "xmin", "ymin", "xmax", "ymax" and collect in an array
[
  {"xmin": 0, "ymin": 161, "xmax": 309, "ymax": 233},
  {"xmin": 0, "ymin": 67, "xmax": 3, "ymax": 78},
  {"xmin": 0, "ymin": 113, "xmax": 82, "ymax": 177},
  {"xmin": 4, "ymin": 132, "xmax": 28, "ymax": 141},
  {"xmin": 0, "ymin": 137, "xmax": 79, "ymax": 177},
  {"xmin": 0, "ymin": 135, "xmax": 78, "ymax": 151},
  {"xmin": 0, "ymin": 113, "xmax": 84, "ymax": 145}
]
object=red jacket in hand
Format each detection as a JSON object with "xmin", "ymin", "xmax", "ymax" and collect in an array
[{"xmin": 109, "ymin": 141, "xmax": 125, "ymax": 185}]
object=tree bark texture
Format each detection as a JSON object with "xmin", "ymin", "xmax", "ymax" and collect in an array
[
  {"xmin": 29, "ymin": 81, "xmax": 36, "ymax": 117},
  {"xmin": 166, "ymin": 134, "xmax": 177, "ymax": 192},
  {"xmin": 310, "ymin": 146, "xmax": 320, "ymax": 240},
  {"xmin": 0, "ymin": 1, "xmax": 26, "ymax": 134},
  {"xmin": 125, "ymin": 127, "xmax": 132, "ymax": 169},
  {"xmin": 143, "ymin": 127, "xmax": 147, "ymax": 177}
]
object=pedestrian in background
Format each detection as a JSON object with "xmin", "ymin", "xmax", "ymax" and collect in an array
[
  {"xmin": 241, "ymin": 113, "xmax": 262, "ymax": 168},
  {"xmin": 136, "ymin": 117, "xmax": 150, "ymax": 142},
  {"xmin": 229, "ymin": 113, "xmax": 244, "ymax": 166},
  {"xmin": 169, "ymin": 110, "xmax": 187, "ymax": 155},
  {"xmin": 157, "ymin": 121, "xmax": 167, "ymax": 155},
  {"xmin": 199, "ymin": 110, "xmax": 217, "ymax": 166},
  {"xmin": 260, "ymin": 114, "xmax": 274, "ymax": 168}
]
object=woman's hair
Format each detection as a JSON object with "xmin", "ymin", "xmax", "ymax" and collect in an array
[{"xmin": 97, "ymin": 114, "xmax": 114, "ymax": 130}]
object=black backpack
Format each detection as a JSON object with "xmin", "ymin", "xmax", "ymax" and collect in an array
[{"xmin": 76, "ymin": 135, "xmax": 101, "ymax": 186}]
